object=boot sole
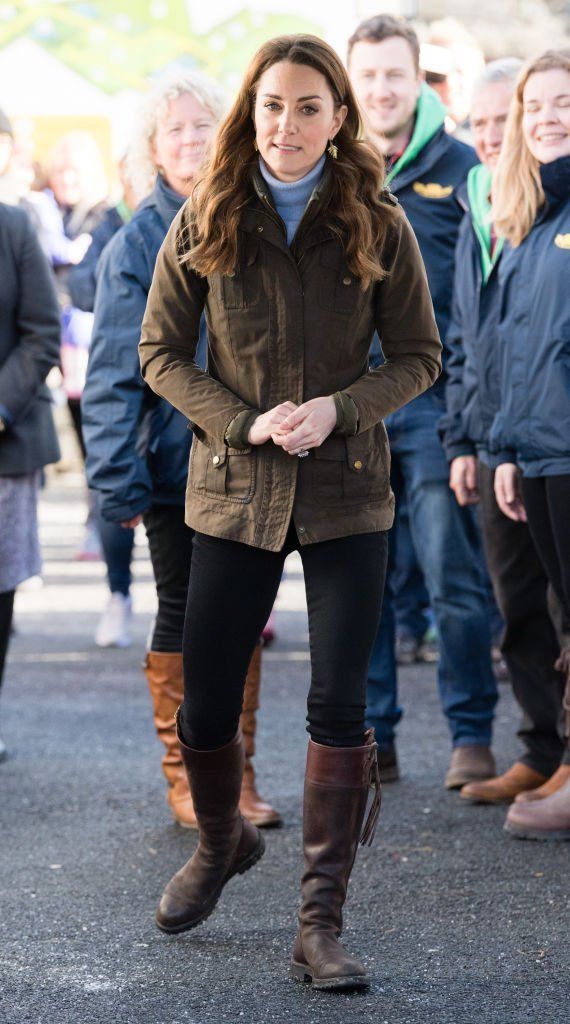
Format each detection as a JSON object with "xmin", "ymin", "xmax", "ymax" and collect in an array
[
  {"xmin": 504, "ymin": 823, "xmax": 570, "ymax": 841},
  {"xmin": 156, "ymin": 833, "xmax": 265, "ymax": 934},
  {"xmin": 291, "ymin": 961, "xmax": 369, "ymax": 990}
]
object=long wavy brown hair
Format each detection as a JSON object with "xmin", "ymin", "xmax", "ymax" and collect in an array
[
  {"xmin": 183, "ymin": 34, "xmax": 395, "ymax": 287},
  {"xmin": 493, "ymin": 50, "xmax": 570, "ymax": 247}
]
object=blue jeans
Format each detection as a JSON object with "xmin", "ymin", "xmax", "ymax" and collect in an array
[
  {"xmin": 392, "ymin": 494, "xmax": 432, "ymax": 642},
  {"xmin": 366, "ymin": 392, "xmax": 498, "ymax": 749}
]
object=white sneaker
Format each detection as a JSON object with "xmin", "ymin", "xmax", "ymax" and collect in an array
[{"xmin": 95, "ymin": 593, "xmax": 133, "ymax": 648}]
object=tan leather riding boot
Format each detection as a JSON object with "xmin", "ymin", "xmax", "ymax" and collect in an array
[
  {"xmin": 291, "ymin": 731, "xmax": 381, "ymax": 991},
  {"xmin": 460, "ymin": 761, "xmax": 547, "ymax": 804},
  {"xmin": 156, "ymin": 718, "xmax": 265, "ymax": 933},
  {"xmin": 144, "ymin": 651, "xmax": 197, "ymax": 828},
  {"xmin": 239, "ymin": 644, "xmax": 282, "ymax": 828}
]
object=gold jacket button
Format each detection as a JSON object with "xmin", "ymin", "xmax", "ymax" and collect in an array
[
  {"xmin": 212, "ymin": 455, "xmax": 221, "ymax": 466},
  {"xmin": 342, "ymin": 276, "xmax": 352, "ymax": 285},
  {"xmin": 257, "ymin": 225, "xmax": 264, "ymax": 233},
  {"xmin": 354, "ymin": 459, "xmax": 363, "ymax": 471}
]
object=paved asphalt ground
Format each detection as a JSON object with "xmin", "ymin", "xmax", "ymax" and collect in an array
[{"xmin": 0, "ymin": 475, "xmax": 568, "ymax": 1024}]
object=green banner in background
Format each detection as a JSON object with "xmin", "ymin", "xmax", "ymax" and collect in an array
[{"xmin": 0, "ymin": 2, "xmax": 322, "ymax": 93}]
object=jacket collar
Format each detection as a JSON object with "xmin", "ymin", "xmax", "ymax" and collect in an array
[
  {"xmin": 248, "ymin": 162, "xmax": 337, "ymax": 255},
  {"xmin": 139, "ymin": 173, "xmax": 186, "ymax": 230},
  {"xmin": 388, "ymin": 124, "xmax": 451, "ymax": 191},
  {"xmin": 539, "ymin": 155, "xmax": 570, "ymax": 208}
]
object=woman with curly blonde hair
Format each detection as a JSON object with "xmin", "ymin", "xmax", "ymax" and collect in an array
[
  {"xmin": 490, "ymin": 50, "xmax": 570, "ymax": 841},
  {"xmin": 141, "ymin": 35, "xmax": 441, "ymax": 989}
]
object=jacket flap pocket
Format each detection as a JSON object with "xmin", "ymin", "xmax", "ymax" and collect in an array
[{"xmin": 345, "ymin": 431, "xmax": 374, "ymax": 472}]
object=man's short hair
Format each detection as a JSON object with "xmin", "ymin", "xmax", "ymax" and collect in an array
[{"xmin": 347, "ymin": 14, "xmax": 420, "ymax": 72}]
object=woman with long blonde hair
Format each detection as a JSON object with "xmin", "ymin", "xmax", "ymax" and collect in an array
[
  {"xmin": 140, "ymin": 34, "xmax": 441, "ymax": 989},
  {"xmin": 491, "ymin": 50, "xmax": 570, "ymax": 841}
]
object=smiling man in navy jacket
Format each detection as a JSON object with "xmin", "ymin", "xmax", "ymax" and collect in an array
[{"xmin": 348, "ymin": 14, "xmax": 498, "ymax": 789}]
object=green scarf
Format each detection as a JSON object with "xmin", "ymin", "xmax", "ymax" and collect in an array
[{"xmin": 466, "ymin": 163, "xmax": 504, "ymax": 283}]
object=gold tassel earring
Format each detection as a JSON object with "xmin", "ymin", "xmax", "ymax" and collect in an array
[{"xmin": 327, "ymin": 139, "xmax": 338, "ymax": 160}]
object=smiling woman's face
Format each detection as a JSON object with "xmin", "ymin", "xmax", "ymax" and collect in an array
[
  {"xmin": 522, "ymin": 67, "xmax": 570, "ymax": 164},
  {"xmin": 253, "ymin": 61, "xmax": 347, "ymax": 183}
]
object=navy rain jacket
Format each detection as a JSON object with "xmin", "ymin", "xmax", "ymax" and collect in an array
[
  {"xmin": 389, "ymin": 127, "xmax": 478, "ymax": 391},
  {"xmin": 490, "ymin": 156, "xmax": 570, "ymax": 477},
  {"xmin": 81, "ymin": 174, "xmax": 206, "ymax": 523},
  {"xmin": 440, "ymin": 175, "xmax": 513, "ymax": 466}
]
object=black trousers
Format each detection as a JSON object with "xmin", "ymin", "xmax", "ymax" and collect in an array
[
  {"xmin": 0, "ymin": 590, "xmax": 15, "ymax": 695},
  {"xmin": 478, "ymin": 464, "xmax": 565, "ymax": 775},
  {"xmin": 143, "ymin": 503, "xmax": 194, "ymax": 653},
  {"xmin": 521, "ymin": 475, "xmax": 570, "ymax": 633},
  {"xmin": 180, "ymin": 524, "xmax": 388, "ymax": 750}
]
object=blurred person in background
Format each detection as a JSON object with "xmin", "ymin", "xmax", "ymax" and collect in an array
[
  {"xmin": 81, "ymin": 73, "xmax": 281, "ymax": 831},
  {"xmin": 490, "ymin": 50, "xmax": 570, "ymax": 841},
  {"xmin": 441, "ymin": 58, "xmax": 567, "ymax": 809},
  {"xmin": 140, "ymin": 33, "xmax": 440, "ymax": 987},
  {"xmin": 0, "ymin": 118, "xmax": 61, "ymax": 759},
  {"xmin": 31, "ymin": 131, "xmax": 111, "ymax": 560},
  {"xmin": 348, "ymin": 14, "xmax": 498, "ymax": 790},
  {"xmin": 67, "ymin": 154, "xmax": 145, "ymax": 649},
  {"xmin": 422, "ymin": 19, "xmax": 486, "ymax": 140}
]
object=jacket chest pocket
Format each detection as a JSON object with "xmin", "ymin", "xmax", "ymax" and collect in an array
[
  {"xmin": 311, "ymin": 428, "xmax": 390, "ymax": 506},
  {"xmin": 219, "ymin": 239, "xmax": 263, "ymax": 310},
  {"xmin": 318, "ymin": 245, "xmax": 363, "ymax": 317},
  {"xmin": 190, "ymin": 440, "xmax": 256, "ymax": 504}
]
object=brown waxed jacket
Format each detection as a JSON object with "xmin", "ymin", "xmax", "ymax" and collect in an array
[{"xmin": 140, "ymin": 168, "xmax": 442, "ymax": 551}]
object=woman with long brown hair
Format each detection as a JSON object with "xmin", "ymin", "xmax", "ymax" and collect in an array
[
  {"xmin": 140, "ymin": 34, "xmax": 441, "ymax": 989},
  {"xmin": 490, "ymin": 50, "xmax": 570, "ymax": 841}
]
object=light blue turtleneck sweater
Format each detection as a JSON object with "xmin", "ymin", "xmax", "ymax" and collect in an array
[{"xmin": 259, "ymin": 154, "xmax": 326, "ymax": 245}]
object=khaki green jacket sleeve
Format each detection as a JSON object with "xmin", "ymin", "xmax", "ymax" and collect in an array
[
  {"xmin": 139, "ymin": 204, "xmax": 257, "ymax": 448},
  {"xmin": 342, "ymin": 206, "xmax": 442, "ymax": 435}
]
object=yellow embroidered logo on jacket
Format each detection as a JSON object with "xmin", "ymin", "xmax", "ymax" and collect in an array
[
  {"xmin": 554, "ymin": 233, "xmax": 570, "ymax": 249},
  {"xmin": 412, "ymin": 181, "xmax": 454, "ymax": 199}
]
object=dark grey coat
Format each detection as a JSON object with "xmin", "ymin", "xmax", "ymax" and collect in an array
[{"xmin": 0, "ymin": 203, "xmax": 61, "ymax": 476}]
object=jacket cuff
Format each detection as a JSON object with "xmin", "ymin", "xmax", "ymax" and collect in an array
[
  {"xmin": 333, "ymin": 392, "xmax": 359, "ymax": 437},
  {"xmin": 225, "ymin": 409, "xmax": 259, "ymax": 450},
  {"xmin": 494, "ymin": 449, "xmax": 517, "ymax": 466},
  {"xmin": 445, "ymin": 441, "xmax": 477, "ymax": 463}
]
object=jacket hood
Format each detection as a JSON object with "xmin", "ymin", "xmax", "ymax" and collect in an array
[
  {"xmin": 386, "ymin": 84, "xmax": 447, "ymax": 183},
  {"xmin": 467, "ymin": 163, "xmax": 503, "ymax": 283}
]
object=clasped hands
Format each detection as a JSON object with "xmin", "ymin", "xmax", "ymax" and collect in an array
[{"xmin": 247, "ymin": 397, "xmax": 337, "ymax": 455}]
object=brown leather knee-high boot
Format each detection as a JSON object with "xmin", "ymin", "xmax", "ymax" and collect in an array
[
  {"xmin": 144, "ymin": 651, "xmax": 197, "ymax": 828},
  {"xmin": 239, "ymin": 644, "xmax": 282, "ymax": 827},
  {"xmin": 291, "ymin": 731, "xmax": 381, "ymax": 990},
  {"xmin": 156, "ymin": 715, "xmax": 265, "ymax": 933}
]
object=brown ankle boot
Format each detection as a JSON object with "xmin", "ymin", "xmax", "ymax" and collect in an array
[
  {"xmin": 144, "ymin": 652, "xmax": 197, "ymax": 828},
  {"xmin": 156, "ymin": 717, "xmax": 265, "ymax": 933},
  {"xmin": 445, "ymin": 746, "xmax": 496, "ymax": 789},
  {"xmin": 460, "ymin": 762, "xmax": 547, "ymax": 804},
  {"xmin": 291, "ymin": 731, "xmax": 381, "ymax": 991},
  {"xmin": 239, "ymin": 644, "xmax": 282, "ymax": 828},
  {"xmin": 514, "ymin": 764, "xmax": 570, "ymax": 803}
]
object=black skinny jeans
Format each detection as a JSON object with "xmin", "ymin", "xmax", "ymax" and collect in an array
[
  {"xmin": 478, "ymin": 464, "xmax": 564, "ymax": 775},
  {"xmin": 180, "ymin": 524, "xmax": 388, "ymax": 750},
  {"xmin": 143, "ymin": 503, "xmax": 194, "ymax": 653}
]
